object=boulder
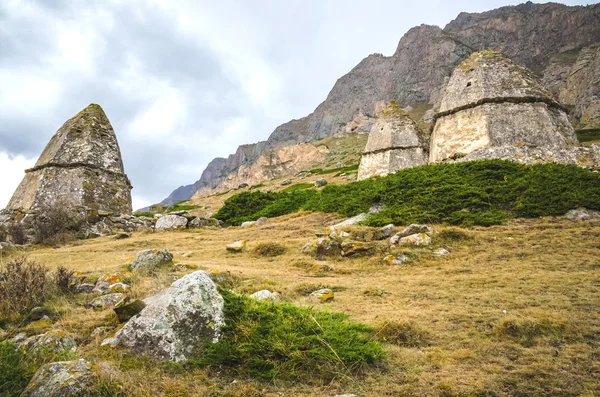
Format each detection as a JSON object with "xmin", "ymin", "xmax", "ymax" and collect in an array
[
  {"xmin": 302, "ymin": 237, "xmax": 341, "ymax": 258},
  {"xmin": 384, "ymin": 254, "xmax": 409, "ymax": 265},
  {"xmin": 102, "ymin": 271, "xmax": 225, "ymax": 362},
  {"xmin": 89, "ymin": 293, "xmax": 125, "ymax": 309},
  {"xmin": 330, "ymin": 204, "xmax": 383, "ymax": 230},
  {"xmin": 130, "ymin": 249, "xmax": 173, "ymax": 272},
  {"xmin": 373, "ymin": 224, "xmax": 396, "ymax": 240},
  {"xmin": 113, "ymin": 297, "xmax": 146, "ymax": 323},
  {"xmin": 105, "ymin": 282, "xmax": 130, "ymax": 294},
  {"xmin": 309, "ymin": 288, "xmax": 334, "ymax": 303},
  {"xmin": 314, "ymin": 178, "xmax": 328, "ymax": 187},
  {"xmin": 565, "ymin": 208, "xmax": 600, "ymax": 220},
  {"xmin": 255, "ymin": 217, "xmax": 268, "ymax": 226},
  {"xmin": 396, "ymin": 224, "xmax": 432, "ymax": 238},
  {"xmin": 189, "ymin": 216, "xmax": 221, "ymax": 228},
  {"xmin": 155, "ymin": 214, "xmax": 188, "ymax": 230},
  {"xmin": 21, "ymin": 359, "xmax": 93, "ymax": 397},
  {"xmin": 249, "ymin": 290, "xmax": 280, "ymax": 301},
  {"xmin": 13, "ymin": 329, "xmax": 76, "ymax": 354},
  {"xmin": 91, "ymin": 281, "xmax": 110, "ymax": 295},
  {"xmin": 241, "ymin": 221, "xmax": 256, "ymax": 228},
  {"xmin": 281, "ymin": 179, "xmax": 292, "ymax": 186},
  {"xmin": 77, "ymin": 283, "xmax": 95, "ymax": 294},
  {"xmin": 340, "ymin": 240, "xmax": 376, "ymax": 257},
  {"xmin": 226, "ymin": 240, "xmax": 246, "ymax": 253}
]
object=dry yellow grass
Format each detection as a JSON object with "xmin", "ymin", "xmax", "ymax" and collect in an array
[{"xmin": 2, "ymin": 212, "xmax": 600, "ymax": 396}]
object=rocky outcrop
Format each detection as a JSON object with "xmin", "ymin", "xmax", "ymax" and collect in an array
[
  {"xmin": 102, "ymin": 271, "xmax": 225, "ymax": 362},
  {"xmin": 358, "ymin": 103, "xmax": 428, "ymax": 180},
  {"xmin": 430, "ymin": 51, "xmax": 577, "ymax": 163},
  {"xmin": 161, "ymin": 2, "xmax": 600, "ymax": 203},
  {"xmin": 6, "ymin": 104, "xmax": 132, "ymax": 214}
]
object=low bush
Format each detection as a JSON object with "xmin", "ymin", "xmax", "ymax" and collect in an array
[
  {"xmin": 215, "ymin": 160, "xmax": 600, "ymax": 227},
  {"xmin": 0, "ymin": 257, "xmax": 49, "ymax": 318},
  {"xmin": 194, "ymin": 290, "xmax": 383, "ymax": 381},
  {"xmin": 7, "ymin": 223, "xmax": 27, "ymax": 245},
  {"xmin": 54, "ymin": 265, "xmax": 79, "ymax": 295},
  {"xmin": 373, "ymin": 320, "xmax": 430, "ymax": 347},
  {"xmin": 252, "ymin": 242, "xmax": 287, "ymax": 257}
]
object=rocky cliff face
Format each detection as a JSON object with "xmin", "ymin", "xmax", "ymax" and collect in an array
[{"xmin": 161, "ymin": 2, "xmax": 600, "ymax": 205}]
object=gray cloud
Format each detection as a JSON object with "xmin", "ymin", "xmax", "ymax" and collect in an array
[{"xmin": 0, "ymin": 0, "xmax": 594, "ymax": 209}]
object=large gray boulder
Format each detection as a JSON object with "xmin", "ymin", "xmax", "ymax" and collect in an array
[
  {"xmin": 155, "ymin": 214, "xmax": 188, "ymax": 230},
  {"xmin": 102, "ymin": 271, "xmax": 225, "ymax": 362},
  {"xmin": 189, "ymin": 216, "xmax": 221, "ymax": 228},
  {"xmin": 130, "ymin": 249, "xmax": 173, "ymax": 272},
  {"xmin": 565, "ymin": 208, "xmax": 600, "ymax": 220}
]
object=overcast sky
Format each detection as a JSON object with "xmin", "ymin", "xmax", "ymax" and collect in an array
[{"xmin": 0, "ymin": 0, "xmax": 593, "ymax": 210}]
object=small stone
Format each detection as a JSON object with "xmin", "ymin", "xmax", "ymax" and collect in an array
[
  {"xmin": 397, "ymin": 224, "xmax": 432, "ymax": 238},
  {"xmin": 92, "ymin": 281, "xmax": 110, "ymax": 295},
  {"xmin": 384, "ymin": 254, "xmax": 409, "ymax": 265},
  {"xmin": 189, "ymin": 217, "xmax": 221, "ymax": 228},
  {"xmin": 309, "ymin": 288, "xmax": 334, "ymax": 303},
  {"xmin": 564, "ymin": 208, "xmax": 600, "ymax": 220},
  {"xmin": 89, "ymin": 293, "xmax": 125, "ymax": 309},
  {"xmin": 130, "ymin": 249, "xmax": 173, "ymax": 273},
  {"xmin": 340, "ymin": 240, "xmax": 375, "ymax": 257},
  {"xmin": 434, "ymin": 248, "xmax": 450, "ymax": 256},
  {"xmin": 181, "ymin": 251, "xmax": 193, "ymax": 258},
  {"xmin": 105, "ymin": 282, "xmax": 130, "ymax": 294},
  {"xmin": 255, "ymin": 217, "xmax": 268, "ymax": 226},
  {"xmin": 249, "ymin": 290, "xmax": 280, "ymax": 301},
  {"xmin": 281, "ymin": 179, "xmax": 292, "ymax": 186},
  {"xmin": 241, "ymin": 221, "xmax": 256, "ymax": 228},
  {"xmin": 113, "ymin": 297, "xmax": 146, "ymax": 323},
  {"xmin": 77, "ymin": 283, "xmax": 95, "ymax": 293},
  {"xmin": 314, "ymin": 178, "xmax": 328, "ymax": 187},
  {"xmin": 226, "ymin": 240, "xmax": 246, "ymax": 253},
  {"xmin": 374, "ymin": 224, "xmax": 396, "ymax": 240}
]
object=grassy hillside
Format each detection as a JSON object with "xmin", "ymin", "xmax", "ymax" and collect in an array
[{"xmin": 215, "ymin": 160, "xmax": 600, "ymax": 226}]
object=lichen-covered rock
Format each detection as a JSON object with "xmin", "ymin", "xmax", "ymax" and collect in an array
[
  {"xmin": 189, "ymin": 216, "xmax": 221, "ymax": 228},
  {"xmin": 13, "ymin": 329, "xmax": 77, "ymax": 354},
  {"xmin": 358, "ymin": 103, "xmax": 428, "ymax": 180},
  {"xmin": 391, "ymin": 224, "xmax": 432, "ymax": 243},
  {"xmin": 431, "ymin": 51, "xmax": 577, "ymax": 163},
  {"xmin": 21, "ymin": 359, "xmax": 93, "ymax": 397},
  {"xmin": 249, "ymin": 290, "xmax": 280, "ymax": 301},
  {"xmin": 395, "ymin": 233, "xmax": 432, "ymax": 246},
  {"xmin": 130, "ymin": 249, "xmax": 173, "ymax": 272},
  {"xmin": 89, "ymin": 293, "xmax": 125, "ymax": 309},
  {"xmin": 302, "ymin": 237, "xmax": 341, "ymax": 258},
  {"xmin": 105, "ymin": 282, "xmax": 131, "ymax": 294},
  {"xmin": 6, "ymin": 104, "xmax": 132, "ymax": 215},
  {"xmin": 384, "ymin": 254, "xmax": 409, "ymax": 265},
  {"xmin": 77, "ymin": 283, "xmax": 95, "ymax": 294},
  {"xmin": 155, "ymin": 214, "xmax": 188, "ymax": 230},
  {"xmin": 98, "ymin": 272, "xmax": 123, "ymax": 285},
  {"xmin": 113, "ymin": 297, "xmax": 146, "ymax": 323},
  {"xmin": 564, "ymin": 208, "xmax": 600, "ymax": 220},
  {"xmin": 309, "ymin": 288, "xmax": 334, "ymax": 303},
  {"xmin": 314, "ymin": 178, "xmax": 328, "ymax": 187},
  {"xmin": 92, "ymin": 281, "xmax": 110, "ymax": 295},
  {"xmin": 102, "ymin": 271, "xmax": 225, "ymax": 362},
  {"xmin": 340, "ymin": 240, "xmax": 376, "ymax": 257},
  {"xmin": 207, "ymin": 269, "xmax": 230, "ymax": 284},
  {"xmin": 226, "ymin": 240, "xmax": 246, "ymax": 253},
  {"xmin": 373, "ymin": 224, "xmax": 396, "ymax": 240}
]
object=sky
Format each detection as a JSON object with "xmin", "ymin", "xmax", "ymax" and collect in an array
[{"xmin": 0, "ymin": 0, "xmax": 594, "ymax": 210}]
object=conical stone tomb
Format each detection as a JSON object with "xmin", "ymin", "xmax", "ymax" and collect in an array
[
  {"xmin": 357, "ymin": 102, "xmax": 428, "ymax": 180},
  {"xmin": 430, "ymin": 50, "xmax": 577, "ymax": 163},
  {"xmin": 6, "ymin": 104, "xmax": 132, "ymax": 215}
]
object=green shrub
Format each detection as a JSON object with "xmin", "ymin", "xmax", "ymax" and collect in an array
[
  {"xmin": 193, "ymin": 290, "xmax": 383, "ymax": 380},
  {"xmin": 252, "ymin": 242, "xmax": 287, "ymax": 257},
  {"xmin": 576, "ymin": 129, "xmax": 600, "ymax": 143},
  {"xmin": 133, "ymin": 211, "xmax": 154, "ymax": 217},
  {"xmin": 281, "ymin": 183, "xmax": 314, "ymax": 193},
  {"xmin": 214, "ymin": 160, "xmax": 600, "ymax": 227}
]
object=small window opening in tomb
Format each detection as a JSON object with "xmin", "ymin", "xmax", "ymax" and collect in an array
[
  {"xmin": 380, "ymin": 127, "xmax": 384, "ymax": 131},
  {"xmin": 466, "ymin": 82, "xmax": 472, "ymax": 87}
]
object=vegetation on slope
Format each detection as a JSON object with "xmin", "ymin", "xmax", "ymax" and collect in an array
[
  {"xmin": 194, "ymin": 290, "xmax": 383, "ymax": 381},
  {"xmin": 215, "ymin": 160, "xmax": 600, "ymax": 226}
]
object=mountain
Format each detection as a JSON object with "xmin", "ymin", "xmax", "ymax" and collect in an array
[{"xmin": 160, "ymin": 1, "xmax": 600, "ymax": 206}]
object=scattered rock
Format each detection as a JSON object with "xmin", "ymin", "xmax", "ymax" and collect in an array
[
  {"xmin": 21, "ymin": 359, "xmax": 93, "ymax": 397},
  {"xmin": 281, "ymin": 179, "xmax": 292, "ymax": 186},
  {"xmin": 373, "ymin": 224, "xmax": 396, "ymax": 240},
  {"xmin": 13, "ymin": 329, "xmax": 76, "ymax": 354},
  {"xmin": 102, "ymin": 271, "xmax": 225, "ymax": 362},
  {"xmin": 384, "ymin": 254, "xmax": 409, "ymax": 265},
  {"xmin": 394, "ymin": 233, "xmax": 432, "ymax": 246},
  {"xmin": 434, "ymin": 248, "xmax": 450, "ymax": 256},
  {"xmin": 302, "ymin": 237, "xmax": 341, "ymax": 258},
  {"xmin": 309, "ymin": 288, "xmax": 334, "ymax": 303},
  {"xmin": 249, "ymin": 290, "xmax": 280, "ymax": 301},
  {"xmin": 155, "ymin": 214, "xmax": 188, "ymax": 230},
  {"xmin": 92, "ymin": 281, "xmax": 110, "ymax": 295},
  {"xmin": 226, "ymin": 240, "xmax": 247, "ymax": 253},
  {"xmin": 181, "ymin": 251, "xmax": 194, "ymax": 258},
  {"xmin": 255, "ymin": 217, "xmax": 268, "ymax": 226},
  {"xmin": 98, "ymin": 272, "xmax": 124, "ymax": 285},
  {"xmin": 113, "ymin": 297, "xmax": 146, "ymax": 323},
  {"xmin": 89, "ymin": 293, "xmax": 125, "ymax": 309},
  {"xmin": 340, "ymin": 240, "xmax": 376, "ymax": 257},
  {"xmin": 105, "ymin": 282, "xmax": 131, "ymax": 294},
  {"xmin": 314, "ymin": 178, "xmax": 328, "ymax": 187},
  {"xmin": 207, "ymin": 269, "xmax": 230, "ymax": 284},
  {"xmin": 396, "ymin": 224, "xmax": 432, "ymax": 238},
  {"xmin": 330, "ymin": 204, "xmax": 383, "ymax": 230},
  {"xmin": 241, "ymin": 221, "xmax": 256, "ymax": 228},
  {"xmin": 77, "ymin": 283, "xmax": 95, "ymax": 294},
  {"xmin": 189, "ymin": 217, "xmax": 221, "ymax": 228},
  {"xmin": 130, "ymin": 249, "xmax": 173, "ymax": 272},
  {"xmin": 564, "ymin": 208, "xmax": 600, "ymax": 220}
]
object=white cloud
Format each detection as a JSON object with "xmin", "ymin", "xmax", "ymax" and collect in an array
[{"xmin": 0, "ymin": 152, "xmax": 36, "ymax": 209}]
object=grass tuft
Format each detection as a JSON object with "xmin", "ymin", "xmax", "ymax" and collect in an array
[
  {"xmin": 373, "ymin": 320, "xmax": 430, "ymax": 347},
  {"xmin": 252, "ymin": 242, "xmax": 287, "ymax": 257}
]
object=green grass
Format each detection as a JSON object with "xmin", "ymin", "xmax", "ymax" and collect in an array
[
  {"xmin": 214, "ymin": 160, "xmax": 600, "ymax": 226},
  {"xmin": 0, "ymin": 341, "xmax": 76, "ymax": 397},
  {"xmin": 281, "ymin": 183, "xmax": 314, "ymax": 193},
  {"xmin": 193, "ymin": 290, "xmax": 383, "ymax": 381},
  {"xmin": 576, "ymin": 129, "xmax": 600, "ymax": 143},
  {"xmin": 307, "ymin": 164, "xmax": 359, "ymax": 175},
  {"xmin": 133, "ymin": 211, "xmax": 153, "ymax": 217}
]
